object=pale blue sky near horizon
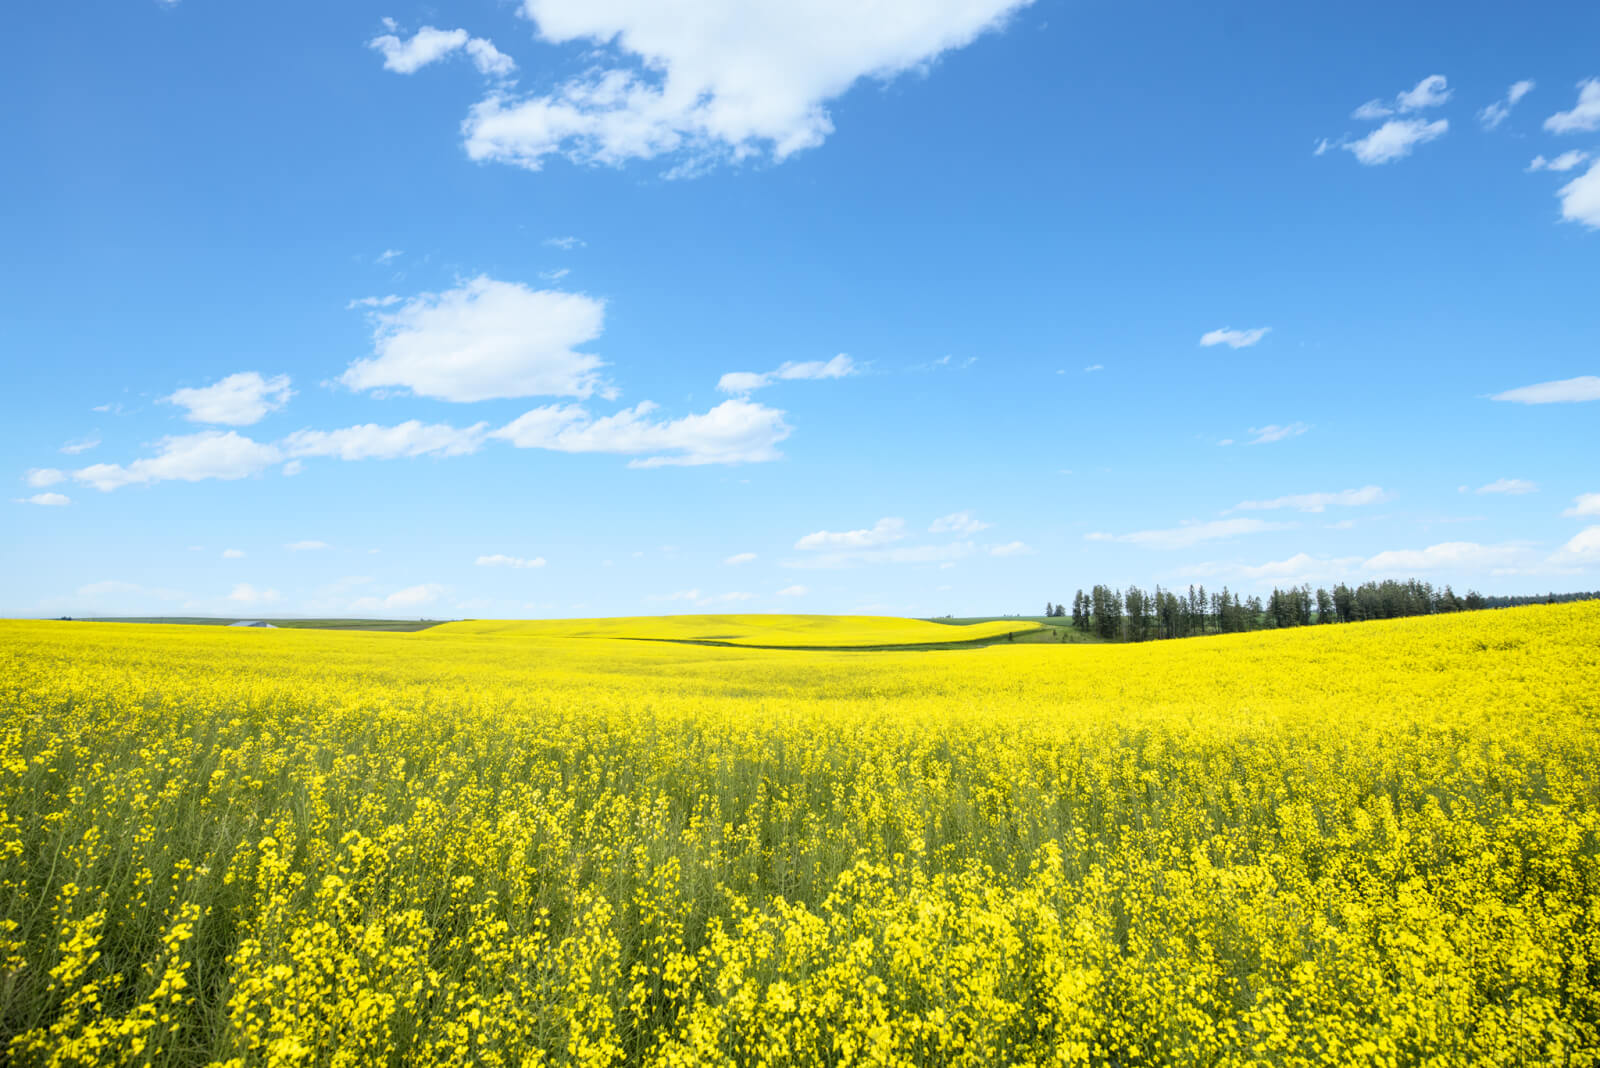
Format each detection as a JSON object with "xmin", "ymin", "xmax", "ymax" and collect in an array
[{"xmin": 4, "ymin": 0, "xmax": 1598, "ymax": 620}]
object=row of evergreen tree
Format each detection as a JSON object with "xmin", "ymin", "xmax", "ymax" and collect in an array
[{"xmin": 1039, "ymin": 580, "xmax": 1597, "ymax": 643}]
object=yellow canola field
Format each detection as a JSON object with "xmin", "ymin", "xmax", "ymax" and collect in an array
[
  {"xmin": 0, "ymin": 604, "xmax": 1598, "ymax": 1067},
  {"xmin": 431, "ymin": 613, "xmax": 1039, "ymax": 647}
]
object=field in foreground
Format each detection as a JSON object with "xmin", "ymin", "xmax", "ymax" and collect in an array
[{"xmin": 1, "ymin": 606, "xmax": 1597, "ymax": 1066}]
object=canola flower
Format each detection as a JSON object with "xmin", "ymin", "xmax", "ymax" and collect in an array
[{"xmin": 0, "ymin": 603, "xmax": 1597, "ymax": 1066}]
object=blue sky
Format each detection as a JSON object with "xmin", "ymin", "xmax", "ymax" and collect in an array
[{"xmin": 4, "ymin": 0, "xmax": 1599, "ymax": 620}]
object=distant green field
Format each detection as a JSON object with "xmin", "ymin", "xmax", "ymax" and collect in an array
[
  {"xmin": 68, "ymin": 617, "xmax": 444, "ymax": 632},
  {"xmin": 924, "ymin": 616, "xmax": 1107, "ymax": 643}
]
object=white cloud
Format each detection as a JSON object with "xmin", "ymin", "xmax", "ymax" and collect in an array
[
  {"xmin": 352, "ymin": 583, "xmax": 447, "ymax": 612},
  {"xmin": 494, "ymin": 398, "xmax": 790, "ymax": 467},
  {"xmin": 348, "ymin": 294, "xmax": 403, "ymax": 309},
  {"xmin": 281, "ymin": 421, "xmax": 488, "ymax": 461},
  {"xmin": 795, "ymin": 517, "xmax": 905, "ymax": 551},
  {"xmin": 228, "ymin": 578, "xmax": 281, "ymax": 604},
  {"xmin": 1490, "ymin": 376, "xmax": 1600, "ymax": 404},
  {"xmin": 228, "ymin": 583, "xmax": 281, "ymax": 604},
  {"xmin": 1479, "ymin": 80, "xmax": 1535, "ymax": 130},
  {"xmin": 777, "ymin": 584, "xmax": 807, "ymax": 597},
  {"xmin": 1564, "ymin": 493, "xmax": 1600, "ymax": 517},
  {"xmin": 1085, "ymin": 517, "xmax": 1288, "ymax": 550},
  {"xmin": 783, "ymin": 541, "xmax": 975, "ymax": 570},
  {"xmin": 540, "ymin": 268, "xmax": 571, "ymax": 282},
  {"xmin": 1084, "ymin": 363, "xmax": 1104, "ymax": 372},
  {"xmin": 460, "ymin": 0, "xmax": 1034, "ymax": 173},
  {"xmin": 371, "ymin": 25, "xmax": 467, "ymax": 73},
  {"xmin": 464, "ymin": 38, "xmax": 517, "ymax": 78},
  {"xmin": 1561, "ymin": 526, "xmax": 1600, "ymax": 557},
  {"xmin": 716, "ymin": 354, "xmax": 856, "ymax": 393},
  {"xmin": 1233, "ymin": 485, "xmax": 1387, "ymax": 513},
  {"xmin": 1361, "ymin": 541, "xmax": 1527, "ymax": 572},
  {"xmin": 653, "ymin": 588, "xmax": 754, "ymax": 607},
  {"xmin": 1237, "ymin": 553, "xmax": 1361, "ymax": 581},
  {"xmin": 287, "ymin": 540, "xmax": 328, "ymax": 551},
  {"xmin": 1199, "ymin": 326, "xmax": 1269, "ymax": 349},
  {"xmin": 544, "ymin": 236, "xmax": 585, "ymax": 250},
  {"xmin": 376, "ymin": 249, "xmax": 403, "ymax": 264},
  {"xmin": 1350, "ymin": 74, "xmax": 1452, "ymax": 124},
  {"xmin": 164, "ymin": 372, "xmax": 293, "ymax": 426},
  {"xmin": 1216, "ymin": 438, "xmax": 1234, "ymax": 447},
  {"xmin": 724, "ymin": 552, "xmax": 757, "ymax": 565},
  {"xmin": 1527, "ymin": 150, "xmax": 1589, "ymax": 173},
  {"xmin": 370, "ymin": 25, "xmax": 515, "ymax": 78},
  {"xmin": 990, "ymin": 540, "xmax": 1033, "ymax": 556},
  {"xmin": 222, "ymin": 548, "xmax": 245, "ymax": 559},
  {"xmin": 343, "ymin": 276, "xmax": 609, "ymax": 403},
  {"xmin": 73, "ymin": 431, "xmax": 281, "ymax": 491},
  {"xmin": 476, "ymin": 554, "xmax": 546, "ymax": 568},
  {"xmin": 1395, "ymin": 75, "xmax": 1452, "ymax": 112},
  {"xmin": 19, "ymin": 492, "xmax": 70, "ymax": 507},
  {"xmin": 1544, "ymin": 79, "xmax": 1600, "ymax": 134},
  {"xmin": 1345, "ymin": 118, "xmax": 1448, "ymax": 165},
  {"xmin": 25, "ymin": 468, "xmax": 65, "ymax": 487},
  {"xmin": 1246, "ymin": 422, "xmax": 1310, "ymax": 445},
  {"xmin": 1474, "ymin": 478, "xmax": 1537, "ymax": 495},
  {"xmin": 61, "ymin": 438, "xmax": 100, "ymax": 455},
  {"xmin": 701, "ymin": 591, "xmax": 755, "ymax": 605},
  {"xmin": 1557, "ymin": 160, "xmax": 1600, "ymax": 229},
  {"xmin": 929, "ymin": 511, "xmax": 990, "ymax": 535}
]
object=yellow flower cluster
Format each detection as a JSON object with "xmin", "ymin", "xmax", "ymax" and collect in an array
[{"xmin": 0, "ymin": 603, "xmax": 1597, "ymax": 1065}]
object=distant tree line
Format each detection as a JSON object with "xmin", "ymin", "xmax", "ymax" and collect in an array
[{"xmin": 1043, "ymin": 580, "xmax": 1597, "ymax": 643}]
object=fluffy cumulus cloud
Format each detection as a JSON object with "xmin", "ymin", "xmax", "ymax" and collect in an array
[
  {"xmin": 929, "ymin": 511, "xmax": 990, "ymax": 535},
  {"xmin": 1544, "ymin": 79, "xmax": 1600, "ymax": 134},
  {"xmin": 795, "ymin": 517, "xmax": 905, "ymax": 551},
  {"xmin": 1562, "ymin": 526, "xmax": 1600, "ymax": 557},
  {"xmin": 1565, "ymin": 493, "xmax": 1600, "ymax": 518},
  {"xmin": 776, "ymin": 584, "xmax": 807, "ymax": 597},
  {"xmin": 25, "ymin": 468, "xmax": 65, "ymax": 487},
  {"xmin": 1232, "ymin": 485, "xmax": 1388, "ymax": 513},
  {"xmin": 1478, "ymin": 80, "xmax": 1534, "ymax": 129},
  {"xmin": 460, "ymin": 0, "xmax": 1034, "ymax": 173},
  {"xmin": 1085, "ymin": 517, "xmax": 1288, "ymax": 550},
  {"xmin": 1199, "ymin": 327, "xmax": 1269, "ymax": 349},
  {"xmin": 72, "ymin": 431, "xmax": 281, "ymax": 491},
  {"xmin": 1557, "ymin": 161, "xmax": 1600, "ymax": 229},
  {"xmin": 281, "ymin": 421, "xmax": 489, "ymax": 461},
  {"xmin": 342, "ymin": 277, "xmax": 609, "ymax": 403},
  {"xmin": 1345, "ymin": 118, "xmax": 1448, "ymax": 165},
  {"xmin": 369, "ymin": 24, "xmax": 515, "ymax": 78},
  {"xmin": 717, "ymin": 354, "xmax": 855, "ymax": 393},
  {"xmin": 164, "ymin": 372, "xmax": 292, "ymax": 427},
  {"xmin": 476, "ymin": 554, "xmax": 546, "ymax": 568},
  {"xmin": 1490, "ymin": 376, "xmax": 1600, "ymax": 404},
  {"xmin": 494, "ymin": 398, "xmax": 791, "ymax": 467},
  {"xmin": 724, "ymin": 552, "xmax": 757, "ymax": 566},
  {"xmin": 1474, "ymin": 478, "xmax": 1538, "ymax": 496},
  {"xmin": 19, "ymin": 492, "xmax": 70, "ymax": 507}
]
